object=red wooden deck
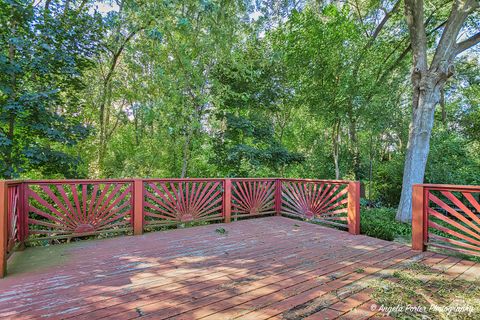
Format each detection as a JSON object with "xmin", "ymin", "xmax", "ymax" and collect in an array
[{"xmin": 0, "ymin": 216, "xmax": 478, "ymax": 320}]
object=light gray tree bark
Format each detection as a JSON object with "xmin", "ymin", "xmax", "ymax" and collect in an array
[{"xmin": 396, "ymin": 0, "xmax": 480, "ymax": 222}]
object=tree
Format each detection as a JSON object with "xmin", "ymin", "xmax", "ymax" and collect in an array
[
  {"xmin": 396, "ymin": 0, "xmax": 480, "ymax": 222},
  {"xmin": 211, "ymin": 40, "xmax": 304, "ymax": 177},
  {"xmin": 0, "ymin": 0, "xmax": 103, "ymax": 178},
  {"xmin": 95, "ymin": 1, "xmax": 145, "ymax": 173}
]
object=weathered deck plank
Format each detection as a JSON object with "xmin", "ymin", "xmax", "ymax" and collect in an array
[{"xmin": 0, "ymin": 216, "xmax": 478, "ymax": 319}]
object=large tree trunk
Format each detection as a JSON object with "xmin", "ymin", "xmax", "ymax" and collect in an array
[
  {"xmin": 396, "ymin": 75, "xmax": 441, "ymax": 222},
  {"xmin": 396, "ymin": 0, "xmax": 480, "ymax": 222}
]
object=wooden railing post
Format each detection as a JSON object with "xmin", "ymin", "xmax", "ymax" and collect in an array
[
  {"xmin": 0, "ymin": 181, "xmax": 8, "ymax": 278},
  {"xmin": 412, "ymin": 184, "xmax": 426, "ymax": 251},
  {"xmin": 133, "ymin": 179, "xmax": 144, "ymax": 235},
  {"xmin": 347, "ymin": 181, "xmax": 360, "ymax": 235},
  {"xmin": 274, "ymin": 179, "xmax": 282, "ymax": 216},
  {"xmin": 17, "ymin": 182, "xmax": 26, "ymax": 251},
  {"xmin": 224, "ymin": 179, "xmax": 231, "ymax": 223}
]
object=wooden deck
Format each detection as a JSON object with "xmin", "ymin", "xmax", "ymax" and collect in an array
[{"xmin": 0, "ymin": 216, "xmax": 478, "ymax": 320}]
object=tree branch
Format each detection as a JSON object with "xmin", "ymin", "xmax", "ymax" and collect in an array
[
  {"xmin": 430, "ymin": 0, "xmax": 478, "ymax": 69},
  {"xmin": 370, "ymin": 0, "xmax": 402, "ymax": 42},
  {"xmin": 404, "ymin": 0, "xmax": 428, "ymax": 71},
  {"xmin": 455, "ymin": 31, "xmax": 480, "ymax": 55}
]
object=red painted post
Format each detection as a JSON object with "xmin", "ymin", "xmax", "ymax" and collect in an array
[
  {"xmin": 22, "ymin": 182, "xmax": 29, "ymax": 246},
  {"xmin": 347, "ymin": 181, "xmax": 360, "ymax": 235},
  {"xmin": 0, "ymin": 181, "xmax": 8, "ymax": 278},
  {"xmin": 16, "ymin": 182, "xmax": 26, "ymax": 251},
  {"xmin": 133, "ymin": 179, "xmax": 144, "ymax": 235},
  {"xmin": 224, "ymin": 179, "xmax": 231, "ymax": 223},
  {"xmin": 274, "ymin": 179, "xmax": 282, "ymax": 216},
  {"xmin": 412, "ymin": 184, "xmax": 426, "ymax": 251}
]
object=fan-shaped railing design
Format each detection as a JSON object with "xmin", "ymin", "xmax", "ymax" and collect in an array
[
  {"xmin": 144, "ymin": 179, "xmax": 224, "ymax": 226},
  {"xmin": 26, "ymin": 181, "xmax": 133, "ymax": 241},
  {"xmin": 231, "ymin": 179, "xmax": 276, "ymax": 218},
  {"xmin": 1, "ymin": 178, "xmax": 361, "ymax": 278},
  {"xmin": 281, "ymin": 179, "xmax": 349, "ymax": 228}
]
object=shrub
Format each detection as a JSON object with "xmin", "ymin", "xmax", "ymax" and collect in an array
[{"xmin": 360, "ymin": 207, "xmax": 411, "ymax": 241}]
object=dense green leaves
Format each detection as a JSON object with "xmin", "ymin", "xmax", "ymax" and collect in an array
[
  {"xmin": 1, "ymin": 0, "xmax": 478, "ymax": 208},
  {"xmin": 0, "ymin": 0, "xmax": 103, "ymax": 178},
  {"xmin": 210, "ymin": 40, "xmax": 304, "ymax": 176}
]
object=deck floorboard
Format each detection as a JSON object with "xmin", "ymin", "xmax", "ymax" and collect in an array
[{"xmin": 1, "ymin": 216, "xmax": 478, "ymax": 319}]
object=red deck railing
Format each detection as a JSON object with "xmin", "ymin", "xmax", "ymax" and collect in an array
[
  {"xmin": 412, "ymin": 184, "xmax": 480, "ymax": 257},
  {"xmin": 0, "ymin": 178, "xmax": 361, "ymax": 277}
]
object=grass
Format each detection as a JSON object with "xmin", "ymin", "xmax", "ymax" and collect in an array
[
  {"xmin": 369, "ymin": 261, "xmax": 480, "ymax": 319},
  {"xmin": 360, "ymin": 207, "xmax": 480, "ymax": 263},
  {"xmin": 359, "ymin": 207, "xmax": 480, "ymax": 318}
]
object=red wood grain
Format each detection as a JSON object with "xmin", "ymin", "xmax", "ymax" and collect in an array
[
  {"xmin": 144, "ymin": 180, "xmax": 223, "ymax": 225},
  {"xmin": 347, "ymin": 181, "xmax": 360, "ymax": 235},
  {"xmin": 224, "ymin": 179, "xmax": 231, "ymax": 223},
  {"xmin": 133, "ymin": 179, "xmax": 143, "ymax": 235},
  {"xmin": 1, "ymin": 217, "xmax": 478, "ymax": 319},
  {"xmin": 412, "ymin": 184, "xmax": 426, "ymax": 251},
  {"xmin": 281, "ymin": 180, "xmax": 349, "ymax": 228},
  {"xmin": 412, "ymin": 183, "xmax": 480, "ymax": 257},
  {"xmin": 231, "ymin": 179, "xmax": 275, "ymax": 218},
  {"xmin": 26, "ymin": 181, "xmax": 133, "ymax": 240},
  {"xmin": 0, "ymin": 181, "xmax": 7, "ymax": 278}
]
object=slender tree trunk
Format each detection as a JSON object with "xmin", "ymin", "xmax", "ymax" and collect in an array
[
  {"xmin": 97, "ymin": 80, "xmax": 111, "ymax": 172},
  {"xmin": 180, "ymin": 126, "xmax": 192, "ymax": 178},
  {"xmin": 348, "ymin": 115, "xmax": 360, "ymax": 180},
  {"xmin": 368, "ymin": 130, "xmax": 374, "ymax": 201},
  {"xmin": 333, "ymin": 152, "xmax": 340, "ymax": 180},
  {"xmin": 4, "ymin": 20, "xmax": 17, "ymax": 178},
  {"xmin": 332, "ymin": 119, "xmax": 341, "ymax": 180}
]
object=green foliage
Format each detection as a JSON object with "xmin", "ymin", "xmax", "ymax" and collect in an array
[
  {"xmin": 0, "ymin": 1, "xmax": 477, "ymax": 219},
  {"xmin": 426, "ymin": 129, "xmax": 480, "ymax": 186},
  {"xmin": 0, "ymin": 0, "xmax": 103, "ymax": 178},
  {"xmin": 211, "ymin": 41, "xmax": 304, "ymax": 176},
  {"xmin": 372, "ymin": 155, "xmax": 405, "ymax": 207},
  {"xmin": 215, "ymin": 227, "xmax": 228, "ymax": 235},
  {"xmin": 360, "ymin": 207, "xmax": 411, "ymax": 241}
]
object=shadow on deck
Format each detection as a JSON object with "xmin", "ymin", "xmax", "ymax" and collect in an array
[{"xmin": 1, "ymin": 216, "xmax": 479, "ymax": 320}]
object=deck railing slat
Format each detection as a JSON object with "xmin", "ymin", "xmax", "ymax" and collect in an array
[{"xmin": 412, "ymin": 183, "xmax": 480, "ymax": 257}]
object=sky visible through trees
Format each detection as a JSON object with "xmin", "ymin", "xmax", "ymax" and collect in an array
[{"xmin": 1, "ymin": 0, "xmax": 479, "ymax": 221}]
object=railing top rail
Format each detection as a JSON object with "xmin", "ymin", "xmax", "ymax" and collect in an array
[
  {"xmin": 3, "ymin": 180, "xmax": 24, "ymax": 186},
  {"xmin": 23, "ymin": 179, "xmax": 135, "ymax": 185},
  {"xmin": 280, "ymin": 178, "xmax": 352, "ymax": 184},
  {"xmin": 144, "ymin": 178, "xmax": 226, "ymax": 182},
  {"xmin": 229, "ymin": 178, "xmax": 278, "ymax": 181},
  {"xmin": 2, "ymin": 178, "xmax": 358, "ymax": 186},
  {"xmin": 415, "ymin": 183, "xmax": 480, "ymax": 192}
]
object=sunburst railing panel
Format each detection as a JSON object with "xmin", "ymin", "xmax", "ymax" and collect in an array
[
  {"xmin": 231, "ymin": 179, "xmax": 276, "ymax": 218},
  {"xmin": 1, "ymin": 177, "xmax": 361, "ymax": 278},
  {"xmin": 144, "ymin": 179, "xmax": 224, "ymax": 226},
  {"xmin": 281, "ymin": 179, "xmax": 350, "ymax": 228},
  {"xmin": 26, "ymin": 180, "xmax": 133, "ymax": 242}
]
